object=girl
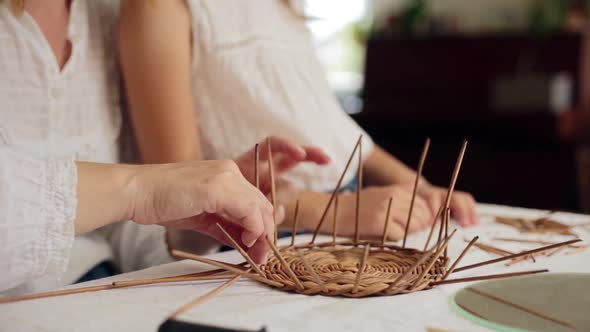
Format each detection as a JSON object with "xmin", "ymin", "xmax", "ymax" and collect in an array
[{"xmin": 119, "ymin": 0, "xmax": 479, "ymax": 240}]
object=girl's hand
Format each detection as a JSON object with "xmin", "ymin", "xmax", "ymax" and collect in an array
[
  {"xmin": 416, "ymin": 182, "xmax": 479, "ymax": 227},
  {"xmin": 301, "ymin": 184, "xmax": 435, "ymax": 241},
  {"xmin": 128, "ymin": 160, "xmax": 275, "ymax": 263},
  {"xmin": 235, "ymin": 135, "xmax": 331, "ymax": 194},
  {"xmin": 235, "ymin": 136, "xmax": 330, "ymax": 223}
]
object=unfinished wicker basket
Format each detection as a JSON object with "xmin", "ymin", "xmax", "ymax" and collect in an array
[{"xmin": 263, "ymin": 242, "xmax": 449, "ymax": 297}]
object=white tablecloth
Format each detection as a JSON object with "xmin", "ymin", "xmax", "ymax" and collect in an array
[{"xmin": 1, "ymin": 204, "xmax": 589, "ymax": 332}]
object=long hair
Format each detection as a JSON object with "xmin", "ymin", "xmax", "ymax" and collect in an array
[{"xmin": 1, "ymin": 0, "xmax": 24, "ymax": 15}]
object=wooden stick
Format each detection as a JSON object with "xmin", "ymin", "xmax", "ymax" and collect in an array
[
  {"xmin": 171, "ymin": 273, "xmax": 244, "ymax": 318},
  {"xmin": 297, "ymin": 252, "xmax": 328, "ymax": 292},
  {"xmin": 112, "ymin": 266, "xmax": 242, "ymax": 288},
  {"xmin": 353, "ymin": 244, "xmax": 370, "ymax": 293},
  {"xmin": 0, "ymin": 266, "xmax": 246, "ymax": 304},
  {"xmin": 381, "ymin": 197, "xmax": 394, "ymax": 244},
  {"xmin": 454, "ymin": 239, "xmax": 581, "ymax": 272},
  {"xmin": 112, "ymin": 274, "xmax": 236, "ymax": 288},
  {"xmin": 424, "ymin": 205, "xmax": 444, "ymax": 251},
  {"xmin": 444, "ymin": 207, "xmax": 450, "ymax": 259},
  {"xmin": 466, "ymin": 286, "xmax": 577, "ymax": 330},
  {"xmin": 215, "ymin": 223, "xmax": 266, "ymax": 278},
  {"xmin": 266, "ymin": 236, "xmax": 304, "ymax": 290},
  {"xmin": 403, "ymin": 138, "xmax": 430, "ymax": 248},
  {"xmin": 433, "ymin": 140, "xmax": 467, "ymax": 252},
  {"xmin": 411, "ymin": 229, "xmax": 456, "ymax": 289},
  {"xmin": 332, "ymin": 194, "xmax": 339, "ymax": 243},
  {"xmin": 386, "ymin": 248, "xmax": 435, "ymax": 291},
  {"xmin": 254, "ymin": 143, "xmax": 260, "ymax": 189},
  {"xmin": 431, "ymin": 269, "xmax": 549, "ymax": 286},
  {"xmin": 474, "ymin": 242, "xmax": 515, "ymax": 256},
  {"xmin": 290, "ymin": 200, "xmax": 300, "ymax": 246},
  {"xmin": 311, "ymin": 135, "xmax": 362, "ymax": 243},
  {"xmin": 354, "ymin": 136, "xmax": 363, "ymax": 245},
  {"xmin": 443, "ymin": 140, "xmax": 467, "ymax": 210},
  {"xmin": 505, "ymin": 255, "xmax": 533, "ymax": 267},
  {"xmin": 494, "ymin": 237, "xmax": 586, "ymax": 249},
  {"xmin": 435, "ymin": 207, "xmax": 447, "ymax": 251},
  {"xmin": 266, "ymin": 138, "xmax": 278, "ymax": 245},
  {"xmin": 442, "ymin": 236, "xmax": 479, "ymax": 280},
  {"xmin": 0, "ymin": 284, "xmax": 115, "ymax": 304},
  {"xmin": 171, "ymin": 250, "xmax": 283, "ymax": 288}
]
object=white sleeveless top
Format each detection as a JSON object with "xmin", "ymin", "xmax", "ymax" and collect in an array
[
  {"xmin": 187, "ymin": 0, "xmax": 374, "ymax": 192},
  {"xmin": 0, "ymin": 0, "xmax": 120, "ymax": 294}
]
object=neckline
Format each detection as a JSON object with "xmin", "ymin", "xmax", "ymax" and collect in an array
[{"xmin": 10, "ymin": 0, "xmax": 84, "ymax": 76}]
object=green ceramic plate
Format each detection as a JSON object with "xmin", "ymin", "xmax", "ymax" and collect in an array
[{"xmin": 451, "ymin": 273, "xmax": 590, "ymax": 332}]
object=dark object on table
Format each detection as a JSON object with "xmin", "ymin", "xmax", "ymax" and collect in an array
[{"xmin": 158, "ymin": 320, "xmax": 266, "ymax": 332}]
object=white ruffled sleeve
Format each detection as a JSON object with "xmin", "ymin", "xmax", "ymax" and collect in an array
[{"xmin": 0, "ymin": 147, "xmax": 77, "ymax": 292}]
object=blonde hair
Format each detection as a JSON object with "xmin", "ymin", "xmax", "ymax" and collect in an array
[{"xmin": 1, "ymin": 0, "xmax": 24, "ymax": 15}]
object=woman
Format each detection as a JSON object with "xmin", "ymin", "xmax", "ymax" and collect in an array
[
  {"xmin": 0, "ymin": 146, "xmax": 284, "ymax": 293},
  {"xmin": 118, "ymin": 0, "xmax": 479, "ymax": 241},
  {"xmin": 0, "ymin": 0, "xmax": 328, "ymax": 295}
]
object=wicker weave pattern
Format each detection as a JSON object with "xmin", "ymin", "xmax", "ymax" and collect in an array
[{"xmin": 262, "ymin": 243, "xmax": 449, "ymax": 297}]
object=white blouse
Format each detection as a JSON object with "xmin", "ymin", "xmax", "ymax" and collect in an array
[
  {"xmin": 0, "ymin": 1, "xmax": 171, "ymax": 295},
  {"xmin": 187, "ymin": 0, "xmax": 374, "ymax": 192},
  {"xmin": 0, "ymin": 148, "xmax": 76, "ymax": 292}
]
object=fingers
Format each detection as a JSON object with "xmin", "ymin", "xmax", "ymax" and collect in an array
[
  {"xmin": 247, "ymin": 238, "xmax": 271, "ymax": 264},
  {"xmin": 202, "ymin": 171, "xmax": 275, "ymax": 248},
  {"xmin": 256, "ymin": 136, "xmax": 306, "ymax": 162},
  {"xmin": 387, "ymin": 186, "xmax": 433, "ymax": 231},
  {"xmin": 262, "ymin": 144, "xmax": 331, "ymax": 173},
  {"xmin": 191, "ymin": 217, "xmax": 270, "ymax": 264},
  {"xmin": 301, "ymin": 145, "xmax": 331, "ymax": 165},
  {"xmin": 423, "ymin": 189, "xmax": 443, "ymax": 217},
  {"xmin": 450, "ymin": 191, "xmax": 478, "ymax": 226},
  {"xmin": 385, "ymin": 220, "xmax": 405, "ymax": 241}
]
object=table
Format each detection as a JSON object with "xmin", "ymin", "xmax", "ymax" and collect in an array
[{"xmin": 1, "ymin": 204, "xmax": 589, "ymax": 332}]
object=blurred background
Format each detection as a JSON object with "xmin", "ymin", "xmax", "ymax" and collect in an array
[{"xmin": 304, "ymin": 0, "xmax": 590, "ymax": 213}]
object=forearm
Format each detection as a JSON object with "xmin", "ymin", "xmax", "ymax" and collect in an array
[
  {"xmin": 282, "ymin": 191, "xmax": 332, "ymax": 231},
  {"xmin": 119, "ymin": 0, "xmax": 200, "ymax": 164},
  {"xmin": 75, "ymin": 162, "xmax": 137, "ymax": 234},
  {"xmin": 363, "ymin": 145, "xmax": 421, "ymax": 186}
]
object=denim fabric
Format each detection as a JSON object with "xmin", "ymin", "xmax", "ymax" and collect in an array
[{"xmin": 75, "ymin": 261, "xmax": 120, "ymax": 283}]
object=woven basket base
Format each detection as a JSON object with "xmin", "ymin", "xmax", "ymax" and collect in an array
[{"xmin": 262, "ymin": 244, "xmax": 448, "ymax": 298}]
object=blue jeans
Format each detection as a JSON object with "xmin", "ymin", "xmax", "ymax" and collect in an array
[{"xmin": 75, "ymin": 261, "xmax": 120, "ymax": 283}]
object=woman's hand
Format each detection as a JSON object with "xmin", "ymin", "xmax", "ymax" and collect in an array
[
  {"xmin": 235, "ymin": 136, "xmax": 331, "ymax": 222},
  {"xmin": 127, "ymin": 160, "xmax": 275, "ymax": 263}
]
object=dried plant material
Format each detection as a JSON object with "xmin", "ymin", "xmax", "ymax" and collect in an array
[
  {"xmin": 493, "ymin": 237, "xmax": 588, "ymax": 258},
  {"xmin": 472, "ymin": 241, "xmax": 536, "ymax": 265},
  {"xmin": 426, "ymin": 328, "xmax": 457, "ymax": 332},
  {"xmin": 473, "ymin": 242, "xmax": 515, "ymax": 256},
  {"xmin": 495, "ymin": 215, "xmax": 577, "ymax": 236}
]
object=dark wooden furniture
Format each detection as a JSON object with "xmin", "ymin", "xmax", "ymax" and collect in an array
[{"xmin": 357, "ymin": 33, "xmax": 587, "ymax": 211}]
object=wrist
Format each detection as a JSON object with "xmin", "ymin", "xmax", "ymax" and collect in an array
[
  {"xmin": 74, "ymin": 162, "xmax": 140, "ymax": 233},
  {"xmin": 112, "ymin": 164, "xmax": 141, "ymax": 222}
]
